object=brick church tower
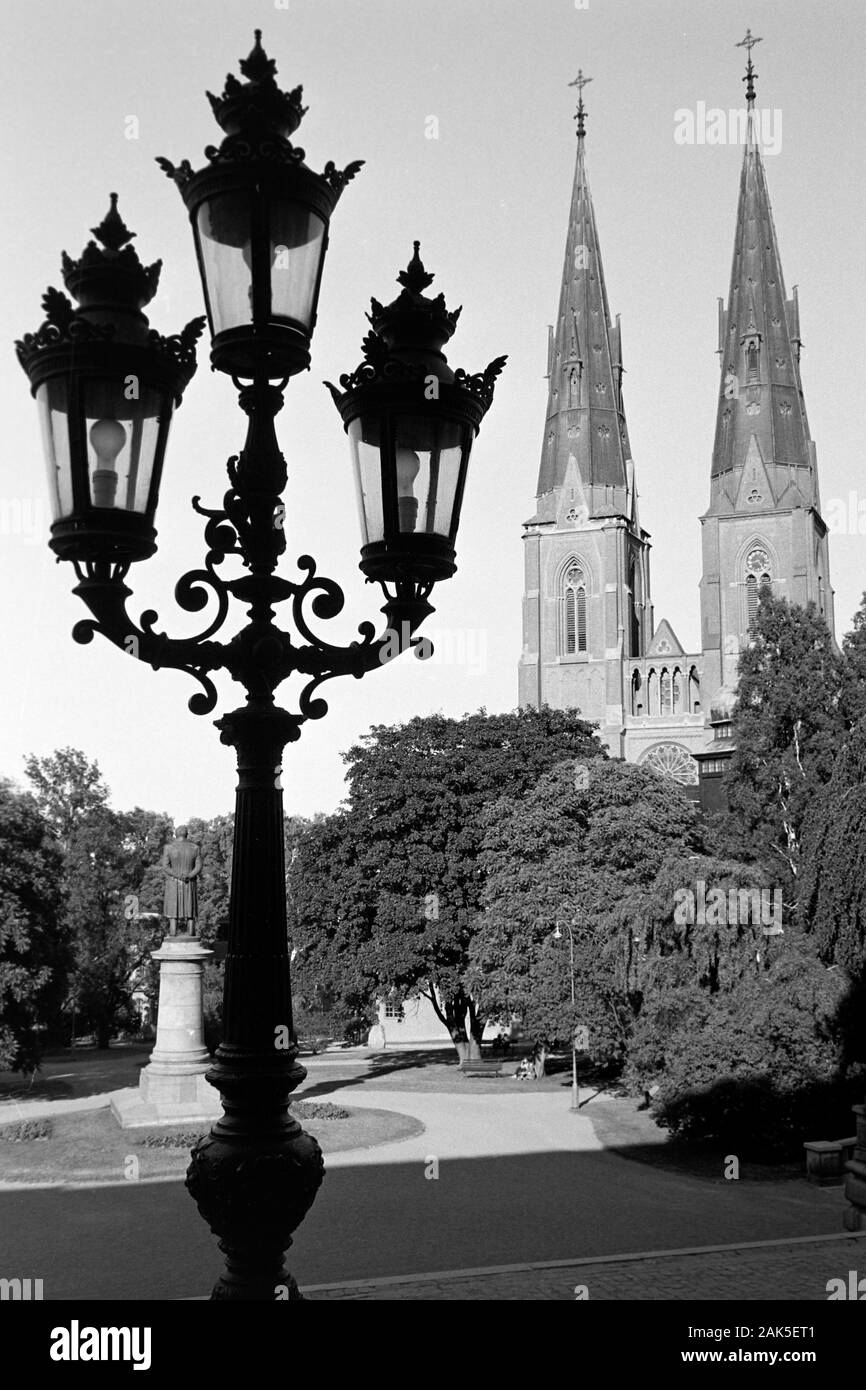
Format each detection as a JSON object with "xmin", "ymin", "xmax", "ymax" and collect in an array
[
  {"xmin": 520, "ymin": 41, "xmax": 835, "ymax": 804},
  {"xmin": 518, "ymin": 73, "xmax": 654, "ymax": 755}
]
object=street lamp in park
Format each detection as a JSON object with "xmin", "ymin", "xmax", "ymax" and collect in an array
[
  {"xmin": 553, "ymin": 918, "xmax": 583, "ymax": 1113},
  {"xmin": 16, "ymin": 31, "xmax": 504, "ymax": 1301}
]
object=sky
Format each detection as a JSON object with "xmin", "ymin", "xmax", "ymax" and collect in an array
[{"xmin": 1, "ymin": 0, "xmax": 864, "ymax": 823}]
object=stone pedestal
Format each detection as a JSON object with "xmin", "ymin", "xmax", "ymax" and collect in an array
[{"xmin": 112, "ymin": 936, "xmax": 222, "ymax": 1129}]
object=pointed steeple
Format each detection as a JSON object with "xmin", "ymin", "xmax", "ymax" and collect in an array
[
  {"xmin": 710, "ymin": 31, "xmax": 817, "ymax": 509},
  {"xmin": 534, "ymin": 74, "xmax": 632, "ymax": 510}
]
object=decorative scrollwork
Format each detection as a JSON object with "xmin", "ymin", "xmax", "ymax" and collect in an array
[
  {"xmin": 203, "ymin": 133, "xmax": 307, "ymax": 166},
  {"xmin": 15, "ymin": 313, "xmax": 115, "ymax": 368},
  {"xmin": 322, "ymin": 158, "xmax": 365, "ymax": 196},
  {"xmin": 155, "ymin": 155, "xmax": 194, "ymax": 190},
  {"xmin": 453, "ymin": 354, "xmax": 509, "ymax": 408},
  {"xmin": 148, "ymin": 315, "xmax": 207, "ymax": 374}
]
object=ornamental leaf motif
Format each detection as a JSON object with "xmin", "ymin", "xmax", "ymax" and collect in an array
[
  {"xmin": 322, "ymin": 158, "xmax": 365, "ymax": 196},
  {"xmin": 42, "ymin": 286, "xmax": 75, "ymax": 331}
]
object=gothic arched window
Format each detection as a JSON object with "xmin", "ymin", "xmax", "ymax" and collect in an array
[
  {"xmin": 631, "ymin": 669, "xmax": 642, "ymax": 716},
  {"xmin": 660, "ymin": 668, "xmax": 672, "ymax": 715},
  {"xmin": 646, "ymin": 668, "xmax": 658, "ymax": 717},
  {"xmin": 745, "ymin": 546, "xmax": 772, "ymax": 628},
  {"xmin": 688, "ymin": 666, "xmax": 701, "ymax": 713},
  {"xmin": 628, "ymin": 553, "xmax": 641, "ymax": 656},
  {"xmin": 672, "ymin": 668, "xmax": 683, "ymax": 714},
  {"xmin": 641, "ymin": 743, "xmax": 699, "ymax": 786},
  {"xmin": 562, "ymin": 564, "xmax": 587, "ymax": 655}
]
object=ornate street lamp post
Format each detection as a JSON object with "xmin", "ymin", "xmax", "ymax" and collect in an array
[
  {"xmin": 17, "ymin": 32, "xmax": 504, "ymax": 1300},
  {"xmin": 553, "ymin": 919, "xmax": 580, "ymax": 1112}
]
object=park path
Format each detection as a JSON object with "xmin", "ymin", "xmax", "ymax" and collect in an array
[{"xmin": 295, "ymin": 1082, "xmax": 604, "ymax": 1168}]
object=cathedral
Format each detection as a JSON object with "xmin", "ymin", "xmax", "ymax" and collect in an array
[{"xmin": 518, "ymin": 39, "xmax": 835, "ymax": 810}]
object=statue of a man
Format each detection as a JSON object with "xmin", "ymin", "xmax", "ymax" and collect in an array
[{"xmin": 162, "ymin": 826, "xmax": 202, "ymax": 937}]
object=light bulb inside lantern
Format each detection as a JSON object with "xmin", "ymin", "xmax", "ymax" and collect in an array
[
  {"xmin": 396, "ymin": 446, "xmax": 421, "ymax": 532},
  {"xmin": 89, "ymin": 418, "xmax": 127, "ymax": 508}
]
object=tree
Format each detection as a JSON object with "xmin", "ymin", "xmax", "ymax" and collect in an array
[
  {"xmin": 184, "ymin": 814, "xmax": 234, "ymax": 947},
  {"xmin": 0, "ymin": 781, "xmax": 66, "ymax": 1070},
  {"xmin": 645, "ymin": 946, "xmax": 852, "ymax": 1159},
  {"xmin": 624, "ymin": 850, "xmax": 789, "ymax": 1095},
  {"xmin": 799, "ymin": 720, "xmax": 866, "ymax": 974},
  {"xmin": 469, "ymin": 758, "xmax": 700, "ymax": 1067},
  {"xmin": 840, "ymin": 592, "xmax": 866, "ymax": 728},
  {"xmin": 289, "ymin": 813, "xmax": 385, "ymax": 1041},
  {"xmin": 61, "ymin": 806, "xmax": 163, "ymax": 1047},
  {"xmin": 722, "ymin": 595, "xmax": 844, "ymax": 887},
  {"xmin": 22, "ymin": 747, "xmax": 109, "ymax": 849},
  {"xmin": 293, "ymin": 707, "xmax": 604, "ymax": 1059},
  {"xmin": 24, "ymin": 751, "xmax": 168, "ymax": 1048}
]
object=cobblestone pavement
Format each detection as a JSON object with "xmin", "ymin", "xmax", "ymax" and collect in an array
[{"xmin": 304, "ymin": 1232, "xmax": 866, "ymax": 1300}]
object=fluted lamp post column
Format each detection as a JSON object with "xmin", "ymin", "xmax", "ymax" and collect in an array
[{"xmin": 16, "ymin": 31, "xmax": 504, "ymax": 1300}]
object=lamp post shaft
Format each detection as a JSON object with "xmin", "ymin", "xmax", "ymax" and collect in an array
[
  {"xmin": 185, "ymin": 701, "xmax": 324, "ymax": 1300},
  {"xmin": 569, "ymin": 927, "xmax": 579, "ymax": 1112}
]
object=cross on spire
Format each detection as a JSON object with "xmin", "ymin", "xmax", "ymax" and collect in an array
[
  {"xmin": 736, "ymin": 28, "xmax": 762, "ymax": 105},
  {"xmin": 569, "ymin": 70, "xmax": 592, "ymax": 139}
]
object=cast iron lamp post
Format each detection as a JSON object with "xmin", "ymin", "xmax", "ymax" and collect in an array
[
  {"xmin": 553, "ymin": 919, "xmax": 580, "ymax": 1112},
  {"xmin": 16, "ymin": 31, "xmax": 504, "ymax": 1300}
]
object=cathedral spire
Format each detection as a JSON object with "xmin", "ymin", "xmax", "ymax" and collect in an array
[
  {"xmin": 736, "ymin": 27, "xmax": 762, "ymax": 106},
  {"xmin": 533, "ymin": 74, "xmax": 632, "ymax": 509},
  {"xmin": 700, "ymin": 33, "xmax": 834, "ymax": 700},
  {"xmin": 569, "ymin": 69, "xmax": 592, "ymax": 140},
  {"xmin": 709, "ymin": 34, "xmax": 817, "ymax": 509}
]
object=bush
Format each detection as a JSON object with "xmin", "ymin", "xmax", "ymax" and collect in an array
[
  {"xmin": 291, "ymin": 1100, "xmax": 350, "ymax": 1120},
  {"xmin": 135, "ymin": 1129, "xmax": 206, "ymax": 1149},
  {"xmin": 643, "ymin": 952, "xmax": 854, "ymax": 1160},
  {"xmin": 202, "ymin": 961, "xmax": 223, "ymax": 1056},
  {"xmin": 0, "ymin": 1118, "xmax": 53, "ymax": 1142}
]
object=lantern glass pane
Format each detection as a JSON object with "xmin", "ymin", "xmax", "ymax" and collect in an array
[
  {"xmin": 394, "ymin": 416, "xmax": 468, "ymax": 537},
  {"xmin": 196, "ymin": 194, "xmax": 253, "ymax": 334},
  {"xmin": 83, "ymin": 380, "xmax": 168, "ymax": 514},
  {"xmin": 269, "ymin": 206, "xmax": 325, "ymax": 329},
  {"xmin": 348, "ymin": 416, "xmax": 384, "ymax": 544},
  {"xmin": 36, "ymin": 379, "xmax": 73, "ymax": 520}
]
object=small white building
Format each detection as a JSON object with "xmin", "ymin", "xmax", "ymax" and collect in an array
[{"xmin": 370, "ymin": 993, "xmax": 506, "ymax": 1049}]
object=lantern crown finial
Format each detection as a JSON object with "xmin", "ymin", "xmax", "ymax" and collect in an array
[
  {"xmin": 90, "ymin": 193, "xmax": 136, "ymax": 253},
  {"xmin": 59, "ymin": 193, "xmax": 161, "ymax": 312},
  {"xmin": 205, "ymin": 27, "xmax": 308, "ymax": 141},
  {"xmin": 239, "ymin": 29, "xmax": 276, "ymax": 85},
  {"xmin": 397, "ymin": 242, "xmax": 435, "ymax": 294},
  {"xmin": 366, "ymin": 240, "xmax": 462, "ymax": 359}
]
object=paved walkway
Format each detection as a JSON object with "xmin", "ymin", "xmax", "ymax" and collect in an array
[
  {"xmin": 296, "ymin": 1084, "xmax": 604, "ymax": 1168},
  {"xmin": 304, "ymin": 1231, "xmax": 866, "ymax": 1300}
]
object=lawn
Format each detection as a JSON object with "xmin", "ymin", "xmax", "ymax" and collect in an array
[{"xmin": 0, "ymin": 1101, "xmax": 424, "ymax": 1185}]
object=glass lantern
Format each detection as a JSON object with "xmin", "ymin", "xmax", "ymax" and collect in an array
[
  {"xmin": 17, "ymin": 196, "xmax": 202, "ymax": 565},
  {"xmin": 328, "ymin": 243, "xmax": 505, "ymax": 587},
  {"xmin": 158, "ymin": 32, "xmax": 361, "ymax": 382}
]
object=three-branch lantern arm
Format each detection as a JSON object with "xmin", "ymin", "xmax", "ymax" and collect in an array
[{"xmin": 15, "ymin": 27, "xmax": 507, "ymax": 737}]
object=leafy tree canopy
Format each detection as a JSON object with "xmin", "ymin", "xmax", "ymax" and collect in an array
[
  {"xmin": 723, "ymin": 594, "xmax": 844, "ymax": 883},
  {"xmin": 0, "ymin": 780, "xmax": 65, "ymax": 1070}
]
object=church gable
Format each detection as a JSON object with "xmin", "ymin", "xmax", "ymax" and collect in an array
[
  {"xmin": 733, "ymin": 434, "xmax": 776, "ymax": 511},
  {"xmin": 647, "ymin": 619, "xmax": 685, "ymax": 657},
  {"xmin": 556, "ymin": 453, "xmax": 591, "ymax": 527}
]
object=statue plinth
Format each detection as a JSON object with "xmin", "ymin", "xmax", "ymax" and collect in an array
[{"xmin": 112, "ymin": 934, "xmax": 222, "ymax": 1129}]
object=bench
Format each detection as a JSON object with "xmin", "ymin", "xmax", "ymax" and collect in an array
[{"xmin": 459, "ymin": 1058, "xmax": 518, "ymax": 1078}]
